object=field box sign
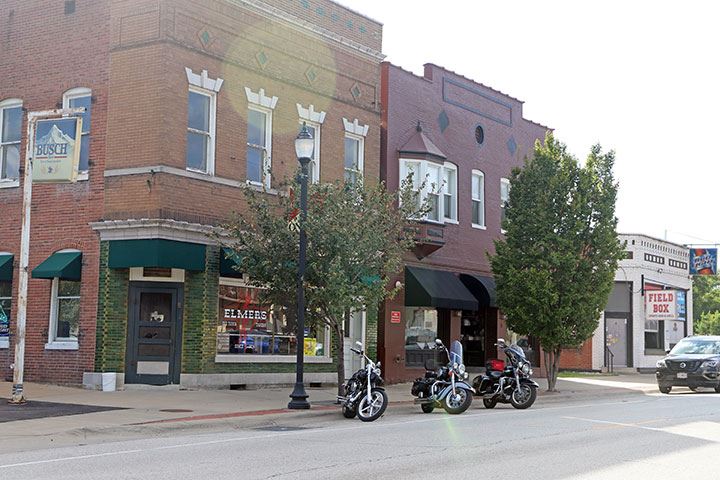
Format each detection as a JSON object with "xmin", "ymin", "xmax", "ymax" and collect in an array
[
  {"xmin": 33, "ymin": 117, "xmax": 82, "ymax": 183},
  {"xmin": 645, "ymin": 290, "xmax": 678, "ymax": 320}
]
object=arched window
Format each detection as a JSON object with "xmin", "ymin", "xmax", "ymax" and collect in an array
[{"xmin": 63, "ymin": 88, "xmax": 92, "ymax": 176}]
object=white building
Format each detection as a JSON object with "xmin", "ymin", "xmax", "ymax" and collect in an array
[{"xmin": 590, "ymin": 234, "xmax": 693, "ymax": 371}]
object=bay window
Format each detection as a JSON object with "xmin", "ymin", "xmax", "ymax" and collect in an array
[{"xmin": 399, "ymin": 158, "xmax": 458, "ymax": 224}]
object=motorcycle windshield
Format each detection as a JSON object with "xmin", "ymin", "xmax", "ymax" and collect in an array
[
  {"xmin": 507, "ymin": 345, "xmax": 527, "ymax": 362},
  {"xmin": 450, "ymin": 340, "xmax": 464, "ymax": 365}
]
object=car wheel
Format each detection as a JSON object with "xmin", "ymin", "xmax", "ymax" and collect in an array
[{"xmin": 659, "ymin": 385, "xmax": 672, "ymax": 394}]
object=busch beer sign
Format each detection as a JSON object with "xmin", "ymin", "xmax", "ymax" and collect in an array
[
  {"xmin": 645, "ymin": 290, "xmax": 678, "ymax": 320},
  {"xmin": 33, "ymin": 117, "xmax": 82, "ymax": 183}
]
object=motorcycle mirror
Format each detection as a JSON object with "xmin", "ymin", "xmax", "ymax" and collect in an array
[
  {"xmin": 435, "ymin": 338, "xmax": 444, "ymax": 346},
  {"xmin": 355, "ymin": 341, "xmax": 363, "ymax": 349},
  {"xmin": 496, "ymin": 338, "xmax": 506, "ymax": 346}
]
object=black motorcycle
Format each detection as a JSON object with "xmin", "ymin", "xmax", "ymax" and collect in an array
[
  {"xmin": 472, "ymin": 338, "xmax": 539, "ymax": 409},
  {"xmin": 411, "ymin": 339, "xmax": 474, "ymax": 414},
  {"xmin": 337, "ymin": 341, "xmax": 388, "ymax": 422}
]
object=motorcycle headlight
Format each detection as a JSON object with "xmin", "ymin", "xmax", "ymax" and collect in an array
[
  {"xmin": 453, "ymin": 362, "xmax": 459, "ymax": 370},
  {"xmin": 656, "ymin": 359, "xmax": 667, "ymax": 369},
  {"xmin": 702, "ymin": 359, "xmax": 719, "ymax": 368},
  {"xmin": 520, "ymin": 362, "xmax": 530, "ymax": 375},
  {"xmin": 458, "ymin": 364, "xmax": 466, "ymax": 375}
]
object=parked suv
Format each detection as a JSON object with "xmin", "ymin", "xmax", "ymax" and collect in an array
[{"xmin": 656, "ymin": 335, "xmax": 720, "ymax": 394}]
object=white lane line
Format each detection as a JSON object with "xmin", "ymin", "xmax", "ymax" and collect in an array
[
  {"xmin": 563, "ymin": 416, "xmax": 660, "ymax": 432},
  {"xmin": 0, "ymin": 397, "xmax": 652, "ymax": 470}
]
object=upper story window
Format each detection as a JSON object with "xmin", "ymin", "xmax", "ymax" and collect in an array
[
  {"xmin": 0, "ymin": 99, "xmax": 23, "ymax": 183},
  {"xmin": 62, "ymin": 88, "xmax": 91, "ymax": 176},
  {"xmin": 500, "ymin": 177, "xmax": 511, "ymax": 230},
  {"xmin": 343, "ymin": 118, "xmax": 369, "ymax": 186},
  {"xmin": 184, "ymin": 68, "xmax": 223, "ymax": 175},
  {"xmin": 442, "ymin": 164, "xmax": 457, "ymax": 222},
  {"xmin": 344, "ymin": 134, "xmax": 364, "ymax": 185},
  {"xmin": 245, "ymin": 87, "xmax": 278, "ymax": 189},
  {"xmin": 186, "ymin": 87, "xmax": 216, "ymax": 174},
  {"xmin": 400, "ymin": 159, "xmax": 457, "ymax": 224},
  {"xmin": 471, "ymin": 170, "xmax": 485, "ymax": 228},
  {"xmin": 297, "ymin": 104, "xmax": 326, "ymax": 184}
]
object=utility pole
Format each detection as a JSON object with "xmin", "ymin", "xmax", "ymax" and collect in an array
[{"xmin": 10, "ymin": 108, "xmax": 84, "ymax": 404}]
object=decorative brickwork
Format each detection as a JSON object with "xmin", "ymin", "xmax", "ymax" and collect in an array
[{"xmin": 95, "ymin": 242, "xmax": 129, "ymax": 373}]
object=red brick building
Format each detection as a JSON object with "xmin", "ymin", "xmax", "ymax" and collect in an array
[
  {"xmin": 0, "ymin": 0, "xmax": 383, "ymax": 388},
  {"xmin": 379, "ymin": 63, "xmax": 550, "ymax": 382}
]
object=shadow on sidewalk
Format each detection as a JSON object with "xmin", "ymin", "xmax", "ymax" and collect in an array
[{"xmin": 0, "ymin": 398, "xmax": 125, "ymax": 423}]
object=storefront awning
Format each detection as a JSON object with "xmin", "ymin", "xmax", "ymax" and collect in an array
[
  {"xmin": 459, "ymin": 274, "xmax": 497, "ymax": 308},
  {"xmin": 0, "ymin": 254, "xmax": 13, "ymax": 281},
  {"xmin": 220, "ymin": 248, "xmax": 243, "ymax": 278},
  {"xmin": 108, "ymin": 239, "xmax": 206, "ymax": 271},
  {"xmin": 405, "ymin": 266, "xmax": 478, "ymax": 311},
  {"xmin": 31, "ymin": 251, "xmax": 82, "ymax": 280}
]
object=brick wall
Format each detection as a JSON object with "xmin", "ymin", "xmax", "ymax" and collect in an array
[
  {"xmin": 0, "ymin": 0, "xmax": 110, "ymax": 384},
  {"xmin": 95, "ymin": 242, "xmax": 129, "ymax": 373}
]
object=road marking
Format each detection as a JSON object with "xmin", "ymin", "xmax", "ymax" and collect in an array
[{"xmin": 0, "ymin": 397, "xmax": 651, "ymax": 470}]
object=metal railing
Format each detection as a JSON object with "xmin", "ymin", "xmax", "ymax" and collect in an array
[{"xmin": 605, "ymin": 345, "xmax": 615, "ymax": 374}]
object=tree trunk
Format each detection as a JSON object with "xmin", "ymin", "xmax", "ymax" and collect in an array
[
  {"xmin": 544, "ymin": 348, "xmax": 562, "ymax": 392},
  {"xmin": 333, "ymin": 322, "xmax": 345, "ymax": 397}
]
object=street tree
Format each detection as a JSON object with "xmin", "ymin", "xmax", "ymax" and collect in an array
[
  {"xmin": 693, "ymin": 276, "xmax": 720, "ymax": 334},
  {"xmin": 490, "ymin": 134, "xmax": 624, "ymax": 391},
  {"xmin": 220, "ymin": 176, "xmax": 426, "ymax": 393}
]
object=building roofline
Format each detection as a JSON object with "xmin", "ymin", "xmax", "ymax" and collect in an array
[
  {"xmin": 329, "ymin": 0, "xmax": 383, "ymax": 26},
  {"xmin": 424, "ymin": 62, "xmax": 525, "ymax": 104},
  {"xmin": 619, "ymin": 232, "xmax": 689, "ymax": 248}
]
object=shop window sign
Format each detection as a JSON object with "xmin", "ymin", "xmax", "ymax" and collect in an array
[{"xmin": 0, "ymin": 281, "xmax": 11, "ymax": 338}]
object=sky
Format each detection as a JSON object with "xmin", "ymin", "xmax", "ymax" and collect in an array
[{"xmin": 336, "ymin": 0, "xmax": 720, "ymax": 247}]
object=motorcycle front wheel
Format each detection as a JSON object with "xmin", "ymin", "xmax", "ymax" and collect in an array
[
  {"xmin": 357, "ymin": 389, "xmax": 388, "ymax": 422},
  {"xmin": 482, "ymin": 397, "xmax": 497, "ymax": 409},
  {"xmin": 420, "ymin": 403, "xmax": 435, "ymax": 413},
  {"xmin": 510, "ymin": 384, "xmax": 537, "ymax": 409},
  {"xmin": 443, "ymin": 389, "xmax": 473, "ymax": 414}
]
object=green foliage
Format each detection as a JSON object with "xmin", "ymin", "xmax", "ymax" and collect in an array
[
  {"xmin": 695, "ymin": 311, "xmax": 720, "ymax": 336},
  {"xmin": 692, "ymin": 275, "xmax": 720, "ymax": 322},
  {"xmin": 490, "ymin": 133, "xmax": 624, "ymax": 390},
  {"xmin": 219, "ymin": 172, "xmax": 425, "ymax": 388}
]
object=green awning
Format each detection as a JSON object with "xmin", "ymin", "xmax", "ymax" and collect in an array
[
  {"xmin": 460, "ymin": 274, "xmax": 497, "ymax": 308},
  {"xmin": 108, "ymin": 239, "xmax": 206, "ymax": 271},
  {"xmin": 405, "ymin": 266, "xmax": 478, "ymax": 311},
  {"xmin": 0, "ymin": 254, "xmax": 13, "ymax": 281},
  {"xmin": 32, "ymin": 252, "xmax": 82, "ymax": 280},
  {"xmin": 220, "ymin": 248, "xmax": 243, "ymax": 278}
]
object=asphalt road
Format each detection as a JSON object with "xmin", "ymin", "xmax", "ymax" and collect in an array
[{"xmin": 2, "ymin": 389, "xmax": 720, "ymax": 479}]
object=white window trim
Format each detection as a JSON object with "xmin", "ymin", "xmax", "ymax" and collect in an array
[
  {"xmin": 187, "ymin": 86, "xmax": 217, "ymax": 175},
  {"xmin": 442, "ymin": 162, "xmax": 458, "ymax": 222},
  {"xmin": 247, "ymin": 104, "xmax": 273, "ymax": 188},
  {"xmin": 299, "ymin": 120, "xmax": 321, "ymax": 184},
  {"xmin": 344, "ymin": 132, "xmax": 364, "ymax": 183},
  {"xmin": 46, "ymin": 276, "xmax": 81, "ymax": 350},
  {"xmin": 471, "ymin": 169, "xmax": 486, "ymax": 229},
  {"xmin": 0, "ymin": 98, "xmax": 23, "ymax": 188},
  {"xmin": 62, "ymin": 88, "xmax": 91, "ymax": 180},
  {"xmin": 500, "ymin": 177, "xmax": 511, "ymax": 233},
  {"xmin": 185, "ymin": 68, "xmax": 224, "ymax": 93}
]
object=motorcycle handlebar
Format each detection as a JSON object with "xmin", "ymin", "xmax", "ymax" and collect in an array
[{"xmin": 350, "ymin": 348, "xmax": 362, "ymax": 355}]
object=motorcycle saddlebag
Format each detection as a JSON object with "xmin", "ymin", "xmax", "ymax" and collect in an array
[
  {"xmin": 486, "ymin": 359, "xmax": 505, "ymax": 372},
  {"xmin": 411, "ymin": 378, "xmax": 431, "ymax": 397}
]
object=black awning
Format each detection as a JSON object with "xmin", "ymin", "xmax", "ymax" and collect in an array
[
  {"xmin": 405, "ymin": 266, "xmax": 478, "ymax": 311},
  {"xmin": 0, "ymin": 254, "xmax": 13, "ymax": 282},
  {"xmin": 460, "ymin": 274, "xmax": 497, "ymax": 308}
]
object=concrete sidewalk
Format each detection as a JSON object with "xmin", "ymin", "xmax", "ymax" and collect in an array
[{"xmin": 0, "ymin": 374, "xmax": 659, "ymax": 452}]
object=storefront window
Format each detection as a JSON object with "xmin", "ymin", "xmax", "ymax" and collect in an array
[
  {"xmin": 216, "ymin": 283, "xmax": 328, "ymax": 356},
  {"xmin": 404, "ymin": 307, "xmax": 438, "ymax": 367},
  {"xmin": 0, "ymin": 281, "xmax": 10, "ymax": 341}
]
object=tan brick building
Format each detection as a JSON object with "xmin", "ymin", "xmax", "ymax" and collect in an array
[{"xmin": 0, "ymin": 0, "xmax": 382, "ymax": 388}]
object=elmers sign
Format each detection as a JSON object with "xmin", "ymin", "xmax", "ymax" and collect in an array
[
  {"xmin": 32, "ymin": 117, "xmax": 82, "ymax": 183},
  {"xmin": 645, "ymin": 290, "xmax": 678, "ymax": 321}
]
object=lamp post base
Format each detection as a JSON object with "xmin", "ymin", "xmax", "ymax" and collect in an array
[{"xmin": 288, "ymin": 382, "xmax": 310, "ymax": 409}]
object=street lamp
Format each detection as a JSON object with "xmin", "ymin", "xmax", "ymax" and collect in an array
[{"xmin": 288, "ymin": 123, "xmax": 314, "ymax": 410}]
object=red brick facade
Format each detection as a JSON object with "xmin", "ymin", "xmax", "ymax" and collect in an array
[{"xmin": 0, "ymin": 0, "xmax": 381, "ymax": 385}]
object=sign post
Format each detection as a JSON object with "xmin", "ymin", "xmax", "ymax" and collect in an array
[{"xmin": 10, "ymin": 108, "xmax": 84, "ymax": 405}]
